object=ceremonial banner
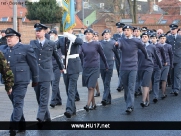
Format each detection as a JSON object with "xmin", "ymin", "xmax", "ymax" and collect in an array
[{"xmin": 62, "ymin": 0, "xmax": 76, "ymax": 31}]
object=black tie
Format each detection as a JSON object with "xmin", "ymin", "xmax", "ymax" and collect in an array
[
  {"xmin": 40, "ymin": 42, "xmax": 42, "ymax": 47},
  {"xmin": 173, "ymin": 35, "xmax": 175, "ymax": 40}
]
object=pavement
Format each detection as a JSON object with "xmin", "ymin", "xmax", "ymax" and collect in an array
[{"xmin": 0, "ymin": 70, "xmax": 181, "ymax": 136}]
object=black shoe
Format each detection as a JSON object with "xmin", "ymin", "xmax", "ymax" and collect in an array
[
  {"xmin": 64, "ymin": 112, "xmax": 72, "ymax": 118},
  {"xmin": 50, "ymin": 104, "xmax": 55, "ymax": 108},
  {"xmin": 117, "ymin": 87, "xmax": 121, "ymax": 92},
  {"xmin": 101, "ymin": 100, "xmax": 107, "ymax": 106},
  {"xmin": 140, "ymin": 102, "xmax": 146, "ymax": 107},
  {"xmin": 125, "ymin": 107, "xmax": 133, "ymax": 113},
  {"xmin": 153, "ymin": 98, "xmax": 158, "ymax": 103},
  {"xmin": 56, "ymin": 102, "xmax": 62, "ymax": 106},
  {"xmin": 94, "ymin": 92, "xmax": 100, "ymax": 97},
  {"xmin": 161, "ymin": 94, "xmax": 167, "ymax": 99},
  {"xmin": 75, "ymin": 98, "xmax": 80, "ymax": 101},
  {"xmin": 89, "ymin": 105, "xmax": 96, "ymax": 110},
  {"xmin": 9, "ymin": 130, "xmax": 16, "ymax": 136},
  {"xmin": 84, "ymin": 105, "xmax": 89, "ymax": 112},
  {"xmin": 174, "ymin": 92, "xmax": 178, "ymax": 96},
  {"xmin": 145, "ymin": 102, "xmax": 150, "ymax": 107}
]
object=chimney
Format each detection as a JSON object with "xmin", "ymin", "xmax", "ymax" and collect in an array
[
  {"xmin": 149, "ymin": 0, "xmax": 154, "ymax": 14},
  {"xmin": 76, "ymin": 0, "xmax": 82, "ymax": 12}
]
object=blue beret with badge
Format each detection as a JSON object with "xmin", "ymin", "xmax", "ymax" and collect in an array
[
  {"xmin": 93, "ymin": 31, "xmax": 99, "ymax": 36},
  {"xmin": 141, "ymin": 27, "xmax": 148, "ymax": 31},
  {"xmin": 84, "ymin": 28, "xmax": 94, "ymax": 35},
  {"xmin": 34, "ymin": 23, "xmax": 48, "ymax": 31},
  {"xmin": 158, "ymin": 34, "xmax": 166, "ymax": 39},
  {"xmin": 49, "ymin": 29, "xmax": 57, "ymax": 35},
  {"xmin": 133, "ymin": 27, "xmax": 141, "ymax": 32},
  {"xmin": 5, "ymin": 28, "xmax": 21, "ymax": 37},
  {"xmin": 102, "ymin": 29, "xmax": 111, "ymax": 36},
  {"xmin": 141, "ymin": 32, "xmax": 149, "ymax": 38},
  {"xmin": 116, "ymin": 22, "xmax": 125, "ymax": 28},
  {"xmin": 122, "ymin": 25, "xmax": 133, "ymax": 31},
  {"xmin": 169, "ymin": 24, "xmax": 178, "ymax": 30},
  {"xmin": 150, "ymin": 33, "xmax": 157, "ymax": 38}
]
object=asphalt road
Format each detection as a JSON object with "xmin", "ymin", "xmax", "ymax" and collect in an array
[{"xmin": 1, "ymin": 87, "xmax": 181, "ymax": 136}]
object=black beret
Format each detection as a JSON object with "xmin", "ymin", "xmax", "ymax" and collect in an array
[
  {"xmin": 93, "ymin": 31, "xmax": 99, "ymax": 36},
  {"xmin": 141, "ymin": 32, "xmax": 149, "ymax": 38},
  {"xmin": 141, "ymin": 27, "xmax": 148, "ymax": 31},
  {"xmin": 102, "ymin": 29, "xmax": 111, "ymax": 36},
  {"xmin": 169, "ymin": 24, "xmax": 178, "ymax": 30},
  {"xmin": 49, "ymin": 29, "xmax": 57, "ymax": 35},
  {"xmin": 84, "ymin": 28, "xmax": 94, "ymax": 35},
  {"xmin": 34, "ymin": 23, "xmax": 48, "ymax": 31},
  {"xmin": 116, "ymin": 22, "xmax": 125, "ymax": 28},
  {"xmin": 122, "ymin": 25, "xmax": 133, "ymax": 31},
  {"xmin": 150, "ymin": 33, "xmax": 157, "ymax": 38},
  {"xmin": 133, "ymin": 27, "xmax": 141, "ymax": 31},
  {"xmin": 158, "ymin": 34, "xmax": 166, "ymax": 39},
  {"xmin": 5, "ymin": 28, "xmax": 21, "ymax": 37},
  {"xmin": 1, "ymin": 30, "xmax": 5, "ymax": 33}
]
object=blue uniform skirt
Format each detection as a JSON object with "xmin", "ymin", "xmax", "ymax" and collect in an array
[
  {"xmin": 82, "ymin": 67, "xmax": 100, "ymax": 88},
  {"xmin": 138, "ymin": 70, "xmax": 153, "ymax": 87},
  {"xmin": 160, "ymin": 65, "xmax": 170, "ymax": 81}
]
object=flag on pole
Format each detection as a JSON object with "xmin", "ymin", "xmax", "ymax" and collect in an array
[{"xmin": 61, "ymin": 0, "xmax": 76, "ymax": 32}]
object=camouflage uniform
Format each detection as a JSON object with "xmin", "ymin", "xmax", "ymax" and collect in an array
[{"xmin": 0, "ymin": 51, "xmax": 14, "ymax": 92}]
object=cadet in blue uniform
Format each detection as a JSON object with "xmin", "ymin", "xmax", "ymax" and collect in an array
[
  {"xmin": 30, "ymin": 23, "xmax": 64, "ymax": 122},
  {"xmin": 166, "ymin": 24, "xmax": 181, "ymax": 96},
  {"xmin": 115, "ymin": 25, "xmax": 149, "ymax": 113},
  {"xmin": 62, "ymin": 29, "xmax": 83, "ymax": 118},
  {"xmin": 136, "ymin": 32, "xmax": 162, "ymax": 107},
  {"xmin": 159, "ymin": 34, "xmax": 173, "ymax": 99},
  {"xmin": 80, "ymin": 28, "xmax": 108, "ymax": 112},
  {"xmin": 3, "ymin": 28, "xmax": 38, "ymax": 134},
  {"xmin": 133, "ymin": 27, "xmax": 141, "ymax": 40},
  {"xmin": 150, "ymin": 33, "xmax": 167, "ymax": 103},
  {"xmin": 100, "ymin": 29, "xmax": 119, "ymax": 106},
  {"xmin": 112, "ymin": 22, "xmax": 125, "ymax": 92},
  {"xmin": 48, "ymin": 29, "xmax": 62, "ymax": 108}
]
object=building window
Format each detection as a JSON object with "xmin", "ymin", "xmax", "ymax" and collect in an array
[
  {"xmin": 172, "ymin": 19, "xmax": 180, "ymax": 24},
  {"xmin": 100, "ymin": 3, "xmax": 104, "ymax": 9},
  {"xmin": 1, "ymin": 17, "xmax": 9, "ymax": 22},
  {"xmin": 160, "ymin": 20, "xmax": 167, "ymax": 24},
  {"xmin": 22, "ymin": 17, "xmax": 26, "ymax": 22},
  {"xmin": 86, "ymin": 20, "xmax": 89, "ymax": 25},
  {"xmin": 137, "ymin": 5, "xmax": 142, "ymax": 11},
  {"xmin": 139, "ymin": 20, "xmax": 144, "ymax": 24}
]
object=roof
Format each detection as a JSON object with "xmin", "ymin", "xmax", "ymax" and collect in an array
[
  {"xmin": 159, "ymin": 15, "xmax": 181, "ymax": 25},
  {"xmin": 0, "ymin": 0, "xmax": 30, "ymax": 22},
  {"xmin": 76, "ymin": 9, "xmax": 95, "ymax": 20},
  {"xmin": 74, "ymin": 15, "xmax": 87, "ymax": 29},
  {"xmin": 138, "ymin": 14, "xmax": 163, "ymax": 24}
]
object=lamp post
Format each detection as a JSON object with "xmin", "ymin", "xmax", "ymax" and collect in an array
[
  {"xmin": 13, "ymin": 0, "xmax": 17, "ymax": 31},
  {"xmin": 82, "ymin": 0, "xmax": 84, "ymax": 28}
]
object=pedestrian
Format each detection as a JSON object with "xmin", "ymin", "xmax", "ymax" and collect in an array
[
  {"xmin": 0, "ymin": 30, "xmax": 7, "ymax": 45},
  {"xmin": 61, "ymin": 29, "xmax": 83, "ymax": 118},
  {"xmin": 100, "ymin": 29, "xmax": 119, "ymax": 106},
  {"xmin": 30, "ymin": 23, "xmax": 64, "ymax": 122},
  {"xmin": 136, "ymin": 32, "xmax": 162, "ymax": 107},
  {"xmin": 133, "ymin": 27, "xmax": 141, "ymax": 39},
  {"xmin": 2, "ymin": 28, "xmax": 38, "ymax": 135},
  {"xmin": 93, "ymin": 31, "xmax": 100, "ymax": 97},
  {"xmin": 150, "ymin": 33, "xmax": 167, "ymax": 103},
  {"xmin": 159, "ymin": 34, "xmax": 173, "ymax": 99},
  {"xmin": 80, "ymin": 28, "xmax": 108, "ymax": 112},
  {"xmin": 166, "ymin": 24, "xmax": 181, "ymax": 96},
  {"xmin": 48, "ymin": 29, "xmax": 62, "ymax": 108},
  {"xmin": 115, "ymin": 25, "xmax": 149, "ymax": 113},
  {"xmin": 112, "ymin": 22, "xmax": 125, "ymax": 92}
]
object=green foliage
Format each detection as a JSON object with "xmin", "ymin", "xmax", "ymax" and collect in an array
[{"xmin": 26, "ymin": 0, "xmax": 63, "ymax": 24}]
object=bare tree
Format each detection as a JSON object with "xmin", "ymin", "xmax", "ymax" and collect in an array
[{"xmin": 127, "ymin": 0, "xmax": 137, "ymax": 23}]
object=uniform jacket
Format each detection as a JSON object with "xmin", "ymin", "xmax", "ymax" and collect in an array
[
  {"xmin": 2, "ymin": 43, "xmax": 39, "ymax": 84},
  {"xmin": 0, "ymin": 37, "xmax": 7, "ymax": 45},
  {"xmin": 58, "ymin": 37, "xmax": 83, "ymax": 74},
  {"xmin": 166, "ymin": 34, "xmax": 181, "ymax": 63},
  {"xmin": 30, "ymin": 39, "xmax": 63, "ymax": 82},
  {"xmin": 162, "ymin": 43, "xmax": 173, "ymax": 67}
]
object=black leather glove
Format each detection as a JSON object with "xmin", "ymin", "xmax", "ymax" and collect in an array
[{"xmin": 32, "ymin": 82, "xmax": 38, "ymax": 87}]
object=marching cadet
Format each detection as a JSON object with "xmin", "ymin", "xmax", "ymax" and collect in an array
[
  {"xmin": 30, "ymin": 23, "xmax": 64, "ymax": 122},
  {"xmin": 100, "ymin": 29, "xmax": 119, "ymax": 106},
  {"xmin": 166, "ymin": 24, "xmax": 181, "ymax": 96},
  {"xmin": 2, "ymin": 28, "xmax": 38, "ymax": 135},
  {"xmin": 93, "ymin": 32, "xmax": 101, "ymax": 97},
  {"xmin": 136, "ymin": 32, "xmax": 162, "ymax": 108},
  {"xmin": 61, "ymin": 29, "xmax": 83, "ymax": 118},
  {"xmin": 48, "ymin": 29, "xmax": 62, "ymax": 108},
  {"xmin": 133, "ymin": 27, "xmax": 141, "ymax": 39},
  {"xmin": 159, "ymin": 34, "xmax": 173, "ymax": 99},
  {"xmin": 80, "ymin": 28, "xmax": 108, "ymax": 112},
  {"xmin": 112, "ymin": 22, "xmax": 125, "ymax": 92},
  {"xmin": 150, "ymin": 33, "xmax": 166, "ymax": 103},
  {"xmin": 115, "ymin": 25, "xmax": 149, "ymax": 113}
]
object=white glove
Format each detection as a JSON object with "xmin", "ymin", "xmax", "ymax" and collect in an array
[{"xmin": 63, "ymin": 32, "xmax": 76, "ymax": 42}]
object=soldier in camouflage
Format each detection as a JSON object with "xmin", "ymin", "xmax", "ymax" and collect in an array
[{"xmin": 0, "ymin": 51, "xmax": 14, "ymax": 94}]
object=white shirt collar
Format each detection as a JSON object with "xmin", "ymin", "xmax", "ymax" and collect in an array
[
  {"xmin": 38, "ymin": 38, "xmax": 46, "ymax": 46},
  {"xmin": 126, "ymin": 35, "xmax": 133, "ymax": 39},
  {"xmin": 86, "ymin": 40, "xmax": 93, "ymax": 43},
  {"xmin": 104, "ymin": 39, "xmax": 110, "ymax": 42}
]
